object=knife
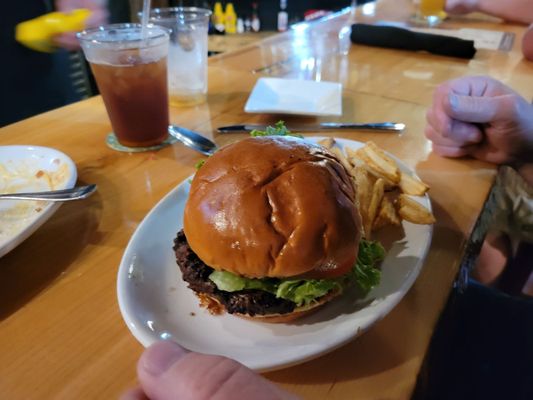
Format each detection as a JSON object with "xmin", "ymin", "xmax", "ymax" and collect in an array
[{"xmin": 217, "ymin": 122, "xmax": 406, "ymax": 133}]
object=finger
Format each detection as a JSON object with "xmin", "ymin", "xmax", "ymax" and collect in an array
[
  {"xmin": 120, "ymin": 387, "xmax": 149, "ymax": 400},
  {"xmin": 137, "ymin": 341, "xmax": 297, "ymax": 400},
  {"xmin": 444, "ymin": 92, "xmax": 518, "ymax": 124},
  {"xmin": 426, "ymin": 106, "xmax": 483, "ymax": 145},
  {"xmin": 431, "ymin": 143, "xmax": 478, "ymax": 158},
  {"xmin": 424, "ymin": 125, "xmax": 465, "ymax": 148},
  {"xmin": 446, "ymin": 75, "xmax": 496, "ymax": 97}
]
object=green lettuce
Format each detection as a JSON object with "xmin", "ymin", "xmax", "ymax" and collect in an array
[
  {"xmin": 349, "ymin": 240, "xmax": 385, "ymax": 293},
  {"xmin": 194, "ymin": 159, "xmax": 206, "ymax": 170},
  {"xmin": 208, "ymin": 239, "xmax": 385, "ymax": 306},
  {"xmin": 277, "ymin": 279, "xmax": 340, "ymax": 306},
  {"xmin": 249, "ymin": 121, "xmax": 303, "ymax": 138}
]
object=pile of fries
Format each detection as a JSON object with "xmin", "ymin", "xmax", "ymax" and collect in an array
[{"xmin": 318, "ymin": 138, "xmax": 436, "ymax": 238}]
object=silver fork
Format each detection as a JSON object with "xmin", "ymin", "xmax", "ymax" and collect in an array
[{"xmin": 0, "ymin": 184, "xmax": 97, "ymax": 202}]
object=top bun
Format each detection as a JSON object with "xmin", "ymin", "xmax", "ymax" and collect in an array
[{"xmin": 183, "ymin": 136, "xmax": 361, "ymax": 278}]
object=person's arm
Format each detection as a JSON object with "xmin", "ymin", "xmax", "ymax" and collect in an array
[{"xmin": 445, "ymin": 0, "xmax": 533, "ymax": 24}]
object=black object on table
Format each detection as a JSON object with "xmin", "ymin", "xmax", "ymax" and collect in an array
[{"xmin": 350, "ymin": 23, "xmax": 477, "ymax": 59}]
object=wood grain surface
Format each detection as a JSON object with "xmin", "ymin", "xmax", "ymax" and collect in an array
[{"xmin": 1, "ymin": 0, "xmax": 532, "ymax": 398}]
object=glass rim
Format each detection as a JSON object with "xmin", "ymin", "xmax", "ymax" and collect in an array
[
  {"xmin": 76, "ymin": 23, "xmax": 170, "ymax": 44},
  {"xmin": 142, "ymin": 7, "xmax": 212, "ymax": 20}
]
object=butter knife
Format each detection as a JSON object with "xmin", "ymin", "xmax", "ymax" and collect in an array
[{"xmin": 217, "ymin": 122, "xmax": 406, "ymax": 133}]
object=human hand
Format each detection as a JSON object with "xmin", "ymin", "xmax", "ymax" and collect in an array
[
  {"xmin": 53, "ymin": 0, "xmax": 108, "ymax": 51},
  {"xmin": 445, "ymin": 0, "xmax": 479, "ymax": 15},
  {"xmin": 121, "ymin": 341, "xmax": 299, "ymax": 400},
  {"xmin": 523, "ymin": 24, "xmax": 533, "ymax": 61},
  {"xmin": 425, "ymin": 76, "xmax": 533, "ymax": 165}
]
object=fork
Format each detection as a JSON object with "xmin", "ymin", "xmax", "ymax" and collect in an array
[{"xmin": 0, "ymin": 184, "xmax": 97, "ymax": 202}]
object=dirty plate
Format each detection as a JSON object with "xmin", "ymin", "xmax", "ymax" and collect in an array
[{"xmin": 0, "ymin": 146, "xmax": 77, "ymax": 257}]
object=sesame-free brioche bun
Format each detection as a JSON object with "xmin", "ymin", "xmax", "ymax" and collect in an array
[{"xmin": 183, "ymin": 136, "xmax": 362, "ymax": 278}]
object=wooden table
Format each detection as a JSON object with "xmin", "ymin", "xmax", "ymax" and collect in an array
[
  {"xmin": 208, "ymin": 32, "xmax": 276, "ymax": 54},
  {"xmin": 1, "ymin": 0, "xmax": 532, "ymax": 398}
]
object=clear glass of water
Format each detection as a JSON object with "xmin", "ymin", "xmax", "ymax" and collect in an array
[{"xmin": 145, "ymin": 8, "xmax": 211, "ymax": 107}]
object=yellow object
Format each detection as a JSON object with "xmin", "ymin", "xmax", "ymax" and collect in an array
[
  {"xmin": 15, "ymin": 9, "xmax": 92, "ymax": 53},
  {"xmin": 419, "ymin": 0, "xmax": 446, "ymax": 18},
  {"xmin": 224, "ymin": 3, "xmax": 237, "ymax": 34},
  {"xmin": 212, "ymin": 2, "xmax": 225, "ymax": 32}
]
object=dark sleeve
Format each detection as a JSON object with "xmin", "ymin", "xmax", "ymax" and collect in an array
[{"xmin": 0, "ymin": 1, "xmax": 76, "ymax": 126}]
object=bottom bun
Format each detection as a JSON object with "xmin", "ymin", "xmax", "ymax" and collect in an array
[{"xmin": 196, "ymin": 288, "xmax": 342, "ymax": 324}]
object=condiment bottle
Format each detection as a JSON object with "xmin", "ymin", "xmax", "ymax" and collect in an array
[
  {"xmin": 212, "ymin": 2, "xmax": 225, "ymax": 33},
  {"xmin": 277, "ymin": 0, "xmax": 288, "ymax": 32},
  {"xmin": 224, "ymin": 3, "xmax": 237, "ymax": 34},
  {"xmin": 251, "ymin": 2, "xmax": 261, "ymax": 32}
]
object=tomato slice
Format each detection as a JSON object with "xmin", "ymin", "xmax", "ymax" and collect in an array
[{"xmin": 304, "ymin": 255, "xmax": 356, "ymax": 279}]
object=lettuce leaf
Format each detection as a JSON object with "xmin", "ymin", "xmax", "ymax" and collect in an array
[
  {"xmin": 249, "ymin": 121, "xmax": 303, "ymax": 138},
  {"xmin": 209, "ymin": 271, "xmax": 277, "ymax": 293},
  {"xmin": 349, "ymin": 240, "xmax": 384, "ymax": 293},
  {"xmin": 209, "ymin": 271, "xmax": 340, "ymax": 306},
  {"xmin": 208, "ymin": 239, "xmax": 385, "ymax": 306},
  {"xmin": 194, "ymin": 159, "xmax": 206, "ymax": 170},
  {"xmin": 277, "ymin": 279, "xmax": 341, "ymax": 306}
]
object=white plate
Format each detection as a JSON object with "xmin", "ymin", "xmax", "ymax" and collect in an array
[
  {"xmin": 0, "ymin": 146, "xmax": 77, "ymax": 257},
  {"xmin": 244, "ymin": 77, "xmax": 343, "ymax": 116},
  {"xmin": 117, "ymin": 137, "xmax": 433, "ymax": 372}
]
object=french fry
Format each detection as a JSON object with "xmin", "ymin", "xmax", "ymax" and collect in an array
[
  {"xmin": 318, "ymin": 137, "xmax": 335, "ymax": 149},
  {"xmin": 357, "ymin": 143, "xmax": 401, "ymax": 184},
  {"xmin": 366, "ymin": 141, "xmax": 398, "ymax": 167},
  {"xmin": 362, "ymin": 164, "xmax": 398, "ymax": 190},
  {"xmin": 346, "ymin": 140, "xmax": 435, "ymax": 228},
  {"xmin": 399, "ymin": 171, "xmax": 429, "ymax": 196},
  {"xmin": 353, "ymin": 166, "xmax": 373, "ymax": 219},
  {"xmin": 353, "ymin": 148, "xmax": 396, "ymax": 184},
  {"xmin": 365, "ymin": 178, "xmax": 385, "ymax": 237},
  {"xmin": 350, "ymin": 156, "xmax": 397, "ymax": 190},
  {"xmin": 330, "ymin": 147, "xmax": 353, "ymax": 172},
  {"xmin": 373, "ymin": 195, "xmax": 401, "ymax": 230},
  {"xmin": 344, "ymin": 146, "xmax": 359, "ymax": 160},
  {"xmin": 397, "ymin": 194, "xmax": 436, "ymax": 224}
]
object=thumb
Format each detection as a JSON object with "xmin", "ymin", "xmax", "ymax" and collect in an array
[
  {"xmin": 137, "ymin": 341, "xmax": 298, "ymax": 400},
  {"xmin": 445, "ymin": 93, "xmax": 516, "ymax": 123}
]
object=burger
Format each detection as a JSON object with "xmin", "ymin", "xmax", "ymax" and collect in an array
[{"xmin": 173, "ymin": 135, "xmax": 384, "ymax": 323}]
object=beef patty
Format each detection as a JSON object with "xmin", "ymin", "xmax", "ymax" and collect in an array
[{"xmin": 173, "ymin": 230, "xmax": 296, "ymax": 316}]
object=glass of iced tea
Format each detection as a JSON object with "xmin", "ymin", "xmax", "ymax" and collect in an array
[{"xmin": 77, "ymin": 24, "xmax": 170, "ymax": 148}]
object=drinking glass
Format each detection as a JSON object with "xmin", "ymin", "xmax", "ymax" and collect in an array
[
  {"xmin": 415, "ymin": 0, "xmax": 446, "ymax": 26},
  {"xmin": 77, "ymin": 24, "xmax": 170, "ymax": 147},
  {"xmin": 146, "ymin": 8, "xmax": 212, "ymax": 107}
]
